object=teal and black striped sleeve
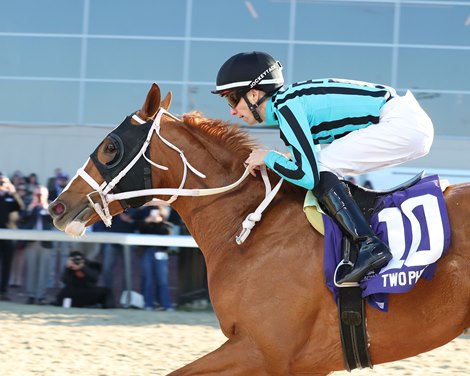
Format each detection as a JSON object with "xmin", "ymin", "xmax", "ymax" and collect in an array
[{"xmin": 264, "ymin": 100, "xmax": 319, "ymax": 190}]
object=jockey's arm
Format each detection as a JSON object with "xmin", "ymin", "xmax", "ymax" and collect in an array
[{"xmin": 263, "ymin": 105, "xmax": 319, "ymax": 190}]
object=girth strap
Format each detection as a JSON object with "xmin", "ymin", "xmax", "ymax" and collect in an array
[{"xmin": 337, "ymin": 238, "xmax": 372, "ymax": 371}]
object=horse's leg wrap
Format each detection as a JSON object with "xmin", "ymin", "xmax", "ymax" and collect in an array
[{"xmin": 313, "ymin": 172, "xmax": 392, "ymax": 283}]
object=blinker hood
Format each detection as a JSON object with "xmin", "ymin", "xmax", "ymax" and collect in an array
[{"xmin": 89, "ymin": 114, "xmax": 153, "ymax": 208}]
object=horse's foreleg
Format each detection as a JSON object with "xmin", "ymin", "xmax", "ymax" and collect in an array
[{"xmin": 166, "ymin": 335, "xmax": 269, "ymax": 376}]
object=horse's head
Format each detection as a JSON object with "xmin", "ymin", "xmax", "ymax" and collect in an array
[{"xmin": 48, "ymin": 83, "xmax": 173, "ymax": 236}]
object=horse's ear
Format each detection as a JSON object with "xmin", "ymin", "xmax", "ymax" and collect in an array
[
  {"xmin": 160, "ymin": 91, "xmax": 173, "ymax": 111},
  {"xmin": 140, "ymin": 83, "xmax": 161, "ymax": 120}
]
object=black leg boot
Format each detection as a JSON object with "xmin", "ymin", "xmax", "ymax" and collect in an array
[{"xmin": 313, "ymin": 172, "xmax": 393, "ymax": 284}]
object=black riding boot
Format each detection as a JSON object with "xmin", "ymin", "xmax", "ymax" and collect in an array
[{"xmin": 313, "ymin": 172, "xmax": 393, "ymax": 284}]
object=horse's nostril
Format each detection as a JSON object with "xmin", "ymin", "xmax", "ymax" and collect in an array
[{"xmin": 52, "ymin": 202, "xmax": 66, "ymax": 216}]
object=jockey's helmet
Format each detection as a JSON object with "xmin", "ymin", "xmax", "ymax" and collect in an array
[{"xmin": 212, "ymin": 51, "xmax": 284, "ymax": 96}]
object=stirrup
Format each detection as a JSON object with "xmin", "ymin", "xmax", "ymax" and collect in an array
[{"xmin": 334, "ymin": 260, "xmax": 360, "ymax": 288}]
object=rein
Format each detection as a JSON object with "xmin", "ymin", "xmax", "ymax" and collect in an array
[{"xmin": 74, "ymin": 108, "xmax": 283, "ymax": 244}]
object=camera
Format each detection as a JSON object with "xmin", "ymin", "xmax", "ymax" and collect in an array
[{"xmin": 72, "ymin": 256, "xmax": 83, "ymax": 265}]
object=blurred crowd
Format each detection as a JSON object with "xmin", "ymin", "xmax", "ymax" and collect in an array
[{"xmin": 0, "ymin": 168, "xmax": 184, "ymax": 311}]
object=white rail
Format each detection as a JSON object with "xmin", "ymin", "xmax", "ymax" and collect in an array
[{"xmin": 0, "ymin": 229, "xmax": 198, "ymax": 247}]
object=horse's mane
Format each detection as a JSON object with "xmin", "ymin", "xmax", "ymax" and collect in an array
[
  {"xmin": 182, "ymin": 112, "xmax": 260, "ymax": 159},
  {"xmin": 181, "ymin": 112, "xmax": 305, "ymax": 200}
]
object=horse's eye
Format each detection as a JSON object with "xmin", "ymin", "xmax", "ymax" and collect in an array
[
  {"xmin": 102, "ymin": 139, "xmax": 121, "ymax": 167},
  {"xmin": 105, "ymin": 143, "xmax": 117, "ymax": 154}
]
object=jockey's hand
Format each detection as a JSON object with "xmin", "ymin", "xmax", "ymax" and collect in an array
[{"xmin": 245, "ymin": 149, "xmax": 269, "ymax": 177}]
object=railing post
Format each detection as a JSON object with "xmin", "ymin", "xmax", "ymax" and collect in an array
[{"xmin": 123, "ymin": 244, "xmax": 132, "ymax": 308}]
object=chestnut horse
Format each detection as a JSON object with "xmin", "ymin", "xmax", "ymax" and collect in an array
[{"xmin": 49, "ymin": 83, "xmax": 470, "ymax": 375}]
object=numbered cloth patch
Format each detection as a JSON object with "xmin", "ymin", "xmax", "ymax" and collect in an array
[{"xmin": 323, "ymin": 175, "xmax": 451, "ymax": 312}]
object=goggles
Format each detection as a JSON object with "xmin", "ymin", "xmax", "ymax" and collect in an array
[{"xmin": 223, "ymin": 90, "xmax": 246, "ymax": 108}]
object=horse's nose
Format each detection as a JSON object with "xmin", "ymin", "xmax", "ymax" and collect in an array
[{"xmin": 49, "ymin": 201, "xmax": 66, "ymax": 217}]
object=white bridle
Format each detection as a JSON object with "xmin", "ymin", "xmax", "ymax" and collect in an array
[{"xmin": 68, "ymin": 108, "xmax": 283, "ymax": 244}]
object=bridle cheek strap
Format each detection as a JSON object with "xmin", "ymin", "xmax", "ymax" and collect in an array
[{"xmin": 74, "ymin": 161, "xmax": 113, "ymax": 227}]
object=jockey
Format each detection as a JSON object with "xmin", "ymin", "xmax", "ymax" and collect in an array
[{"xmin": 212, "ymin": 51, "xmax": 434, "ymax": 284}]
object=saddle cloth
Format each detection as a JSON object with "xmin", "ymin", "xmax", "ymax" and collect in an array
[{"xmin": 322, "ymin": 175, "xmax": 451, "ymax": 312}]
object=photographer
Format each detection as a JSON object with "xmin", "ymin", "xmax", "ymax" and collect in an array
[{"xmin": 55, "ymin": 251, "xmax": 114, "ymax": 308}]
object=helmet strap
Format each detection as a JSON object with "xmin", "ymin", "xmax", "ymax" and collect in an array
[{"xmin": 242, "ymin": 92, "xmax": 270, "ymax": 123}]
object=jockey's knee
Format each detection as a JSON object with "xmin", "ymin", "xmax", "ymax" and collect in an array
[{"xmin": 410, "ymin": 119, "xmax": 434, "ymax": 159}]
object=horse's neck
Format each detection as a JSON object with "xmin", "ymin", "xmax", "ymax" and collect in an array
[
  {"xmin": 158, "ymin": 119, "xmax": 302, "ymax": 260},
  {"xmin": 174, "ymin": 132, "xmax": 274, "ymax": 248},
  {"xmin": 152, "ymin": 123, "xmax": 253, "ymax": 247},
  {"xmin": 171, "ymin": 174, "xmax": 266, "ymax": 251}
]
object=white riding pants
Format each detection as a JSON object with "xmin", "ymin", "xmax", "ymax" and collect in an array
[{"xmin": 317, "ymin": 90, "xmax": 434, "ymax": 177}]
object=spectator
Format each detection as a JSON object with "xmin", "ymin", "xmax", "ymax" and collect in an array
[
  {"xmin": 54, "ymin": 250, "xmax": 114, "ymax": 308},
  {"xmin": 47, "ymin": 171, "xmax": 74, "ymax": 289},
  {"xmin": 0, "ymin": 172, "xmax": 24, "ymax": 301},
  {"xmin": 48, "ymin": 172, "xmax": 69, "ymax": 202},
  {"xmin": 46, "ymin": 167, "xmax": 62, "ymax": 198},
  {"xmin": 100, "ymin": 210, "xmax": 136, "ymax": 296},
  {"xmin": 136, "ymin": 205, "xmax": 174, "ymax": 311},
  {"xmin": 72, "ymin": 223, "xmax": 101, "ymax": 261},
  {"xmin": 9, "ymin": 239, "xmax": 26, "ymax": 289},
  {"xmin": 25, "ymin": 173, "xmax": 40, "ymax": 197},
  {"xmin": 20, "ymin": 185, "xmax": 54, "ymax": 305},
  {"xmin": 8, "ymin": 182, "xmax": 29, "ymax": 288},
  {"xmin": 50, "ymin": 226, "xmax": 74, "ymax": 290},
  {"xmin": 10, "ymin": 170, "xmax": 25, "ymax": 188},
  {"xmin": 61, "ymin": 224, "xmax": 102, "ymax": 290},
  {"xmin": 16, "ymin": 181, "xmax": 32, "ymax": 207}
]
